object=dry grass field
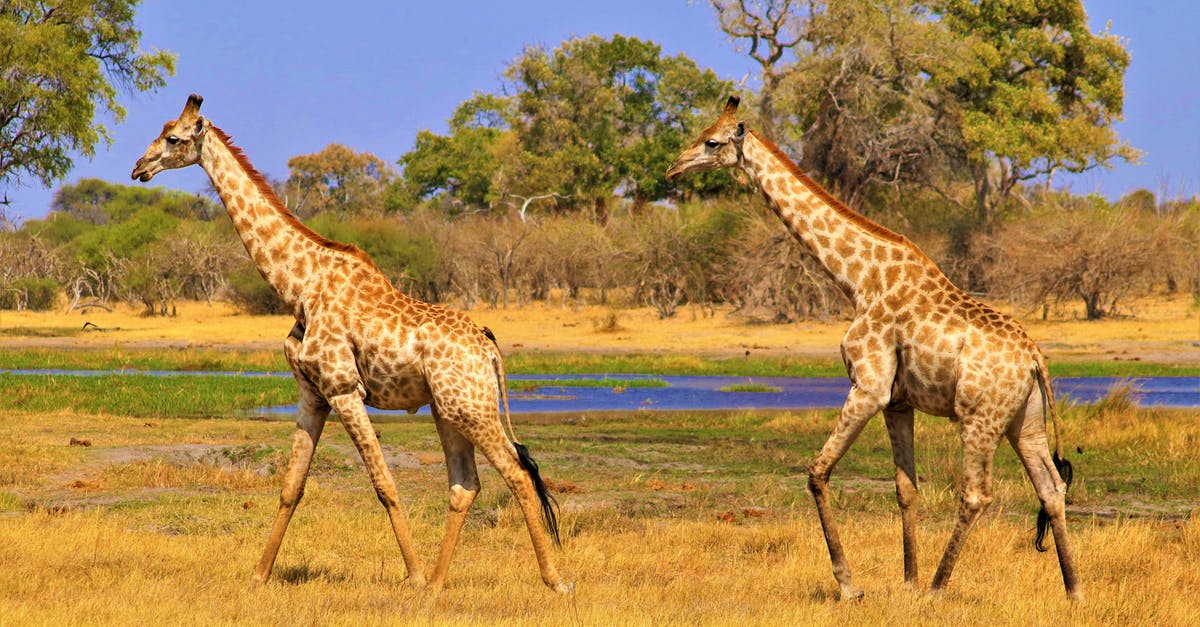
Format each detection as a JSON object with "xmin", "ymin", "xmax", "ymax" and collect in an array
[
  {"xmin": 1, "ymin": 401, "xmax": 1198, "ymax": 625},
  {"xmin": 0, "ymin": 297, "xmax": 1196, "ymax": 624},
  {"xmin": 1, "ymin": 294, "xmax": 1196, "ymax": 363}
]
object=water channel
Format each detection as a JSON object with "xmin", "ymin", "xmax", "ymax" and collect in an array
[{"xmin": 5, "ymin": 369, "xmax": 1197, "ymax": 414}]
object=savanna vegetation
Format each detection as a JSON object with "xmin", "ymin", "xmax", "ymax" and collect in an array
[
  {"xmin": 2, "ymin": 2, "xmax": 1196, "ymax": 325},
  {"xmin": 0, "ymin": 390, "xmax": 1196, "ymax": 623}
]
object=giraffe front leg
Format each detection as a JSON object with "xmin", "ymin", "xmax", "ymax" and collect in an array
[
  {"xmin": 426, "ymin": 413, "xmax": 480, "ymax": 592},
  {"xmin": 808, "ymin": 384, "xmax": 888, "ymax": 601},
  {"xmin": 253, "ymin": 398, "xmax": 327, "ymax": 583},
  {"xmin": 328, "ymin": 392, "xmax": 427, "ymax": 587},
  {"xmin": 884, "ymin": 404, "xmax": 920, "ymax": 587},
  {"xmin": 253, "ymin": 336, "xmax": 329, "ymax": 584}
]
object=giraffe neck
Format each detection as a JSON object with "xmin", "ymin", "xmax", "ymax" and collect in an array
[
  {"xmin": 739, "ymin": 131, "xmax": 917, "ymax": 305},
  {"xmin": 199, "ymin": 125, "xmax": 360, "ymax": 316}
]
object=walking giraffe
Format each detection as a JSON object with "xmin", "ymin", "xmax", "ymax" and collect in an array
[
  {"xmin": 666, "ymin": 97, "xmax": 1080, "ymax": 600},
  {"xmin": 131, "ymin": 94, "xmax": 569, "ymax": 592}
]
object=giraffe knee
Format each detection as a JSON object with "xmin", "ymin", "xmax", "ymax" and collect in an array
[
  {"xmin": 373, "ymin": 485, "xmax": 400, "ymax": 509},
  {"xmin": 1039, "ymin": 494, "xmax": 1066, "ymax": 519},
  {"xmin": 279, "ymin": 482, "xmax": 306, "ymax": 509},
  {"xmin": 448, "ymin": 484, "xmax": 478, "ymax": 513},
  {"xmin": 961, "ymin": 491, "xmax": 993, "ymax": 514},
  {"xmin": 807, "ymin": 467, "xmax": 829, "ymax": 496},
  {"xmin": 894, "ymin": 471, "xmax": 918, "ymax": 509}
]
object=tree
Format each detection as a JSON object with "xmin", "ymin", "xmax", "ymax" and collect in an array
[
  {"xmin": 710, "ymin": 0, "xmax": 807, "ymax": 139},
  {"xmin": 932, "ymin": 0, "xmax": 1139, "ymax": 231},
  {"xmin": 285, "ymin": 144, "xmax": 394, "ymax": 217},
  {"xmin": 398, "ymin": 94, "xmax": 509, "ymax": 211},
  {"xmin": 979, "ymin": 197, "xmax": 1175, "ymax": 320},
  {"xmin": 0, "ymin": 1, "xmax": 175, "ymax": 195},
  {"xmin": 398, "ymin": 35, "xmax": 734, "ymax": 218},
  {"xmin": 784, "ymin": 1, "xmax": 956, "ymax": 210},
  {"xmin": 52, "ymin": 177, "xmax": 218, "ymax": 223}
]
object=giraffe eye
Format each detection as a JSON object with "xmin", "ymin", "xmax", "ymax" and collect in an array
[
  {"xmin": 704, "ymin": 139, "xmax": 720, "ymax": 148},
  {"xmin": 166, "ymin": 136, "xmax": 180, "ymax": 145}
]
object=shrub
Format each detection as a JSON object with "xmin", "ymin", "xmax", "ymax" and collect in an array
[
  {"xmin": 224, "ymin": 264, "xmax": 288, "ymax": 315},
  {"xmin": 0, "ymin": 278, "xmax": 61, "ymax": 311}
]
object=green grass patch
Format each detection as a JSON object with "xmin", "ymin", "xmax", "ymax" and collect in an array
[
  {"xmin": 718, "ymin": 381, "xmax": 783, "ymax": 393},
  {"xmin": 0, "ymin": 373, "xmax": 294, "ymax": 418},
  {"xmin": 508, "ymin": 377, "xmax": 669, "ymax": 392},
  {"xmin": 0, "ymin": 327, "xmax": 81, "ymax": 338},
  {"xmin": 1, "ymin": 347, "xmax": 1195, "ymax": 377},
  {"xmin": 0, "ymin": 347, "xmax": 287, "ymax": 372}
]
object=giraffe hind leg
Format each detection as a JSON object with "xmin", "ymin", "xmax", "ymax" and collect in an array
[
  {"xmin": 930, "ymin": 417, "xmax": 1004, "ymax": 592},
  {"xmin": 884, "ymin": 403, "xmax": 919, "ymax": 586},
  {"xmin": 471, "ymin": 420, "xmax": 570, "ymax": 593},
  {"xmin": 1007, "ymin": 406, "xmax": 1082, "ymax": 600},
  {"xmin": 427, "ymin": 412, "xmax": 480, "ymax": 591}
]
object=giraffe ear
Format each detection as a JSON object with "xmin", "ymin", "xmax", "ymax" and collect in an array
[
  {"xmin": 734, "ymin": 121, "xmax": 746, "ymax": 140},
  {"xmin": 193, "ymin": 117, "xmax": 206, "ymax": 136}
]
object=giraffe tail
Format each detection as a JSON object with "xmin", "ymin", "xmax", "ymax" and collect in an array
[
  {"xmin": 481, "ymin": 326, "xmax": 518, "ymax": 443},
  {"xmin": 514, "ymin": 441, "xmax": 562, "ymax": 548},
  {"xmin": 1034, "ymin": 360, "xmax": 1073, "ymax": 552},
  {"xmin": 481, "ymin": 326, "xmax": 561, "ymax": 547}
]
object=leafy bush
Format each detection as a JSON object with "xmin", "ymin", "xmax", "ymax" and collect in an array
[
  {"xmin": 224, "ymin": 264, "xmax": 287, "ymax": 315},
  {"xmin": 0, "ymin": 278, "xmax": 60, "ymax": 311}
]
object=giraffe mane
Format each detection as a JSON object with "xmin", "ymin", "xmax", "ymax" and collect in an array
[
  {"xmin": 749, "ymin": 130, "xmax": 924, "ymax": 251},
  {"xmin": 207, "ymin": 125, "xmax": 380, "ymax": 270}
]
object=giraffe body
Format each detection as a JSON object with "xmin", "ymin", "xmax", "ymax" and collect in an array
[
  {"xmin": 132, "ymin": 95, "xmax": 568, "ymax": 592},
  {"xmin": 667, "ymin": 96, "xmax": 1079, "ymax": 600}
]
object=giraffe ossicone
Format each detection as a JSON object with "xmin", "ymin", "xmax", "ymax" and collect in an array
[
  {"xmin": 132, "ymin": 94, "xmax": 570, "ymax": 593},
  {"xmin": 667, "ymin": 95, "xmax": 1081, "ymax": 601}
]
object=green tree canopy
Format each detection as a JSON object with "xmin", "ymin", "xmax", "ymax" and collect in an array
[
  {"xmin": 0, "ymin": 1, "xmax": 176, "ymax": 194},
  {"xmin": 51, "ymin": 177, "xmax": 218, "ymax": 224},
  {"xmin": 933, "ymin": 0, "xmax": 1138, "ymax": 228},
  {"xmin": 285, "ymin": 143, "xmax": 394, "ymax": 217},
  {"xmin": 713, "ymin": 0, "xmax": 1135, "ymax": 229},
  {"xmin": 398, "ymin": 35, "xmax": 735, "ymax": 218}
]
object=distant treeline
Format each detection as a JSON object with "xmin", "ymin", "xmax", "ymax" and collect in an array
[{"xmin": 1, "ymin": 177, "xmax": 1195, "ymax": 321}]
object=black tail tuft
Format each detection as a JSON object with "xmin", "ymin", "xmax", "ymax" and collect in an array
[
  {"xmin": 1035, "ymin": 452, "xmax": 1074, "ymax": 552},
  {"xmin": 514, "ymin": 441, "xmax": 561, "ymax": 548}
]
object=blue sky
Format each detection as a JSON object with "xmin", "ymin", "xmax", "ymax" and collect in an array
[{"xmin": 4, "ymin": 0, "xmax": 1197, "ymax": 222}]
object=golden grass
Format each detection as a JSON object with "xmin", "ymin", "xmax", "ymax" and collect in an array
[
  {"xmin": 2, "ymin": 295, "xmax": 1195, "ymax": 363},
  {"xmin": 1, "ymin": 408, "xmax": 1197, "ymax": 625},
  {"xmin": 1, "ymin": 497, "xmax": 1197, "ymax": 624}
]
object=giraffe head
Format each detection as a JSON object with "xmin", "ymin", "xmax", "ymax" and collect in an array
[
  {"xmin": 131, "ymin": 94, "xmax": 208, "ymax": 182},
  {"xmin": 665, "ymin": 95, "xmax": 745, "ymax": 181}
]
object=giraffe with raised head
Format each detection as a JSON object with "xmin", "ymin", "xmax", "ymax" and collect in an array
[
  {"xmin": 666, "ymin": 96, "xmax": 1080, "ymax": 601},
  {"xmin": 131, "ymin": 94, "xmax": 569, "ymax": 593}
]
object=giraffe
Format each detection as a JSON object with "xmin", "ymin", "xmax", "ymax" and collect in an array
[
  {"xmin": 666, "ymin": 97, "xmax": 1080, "ymax": 601},
  {"xmin": 131, "ymin": 94, "xmax": 570, "ymax": 593}
]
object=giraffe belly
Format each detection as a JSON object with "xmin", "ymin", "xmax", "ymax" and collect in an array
[
  {"xmin": 359, "ymin": 364, "xmax": 433, "ymax": 413},
  {"xmin": 895, "ymin": 347, "xmax": 958, "ymax": 418}
]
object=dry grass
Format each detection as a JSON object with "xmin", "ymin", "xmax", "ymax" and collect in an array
[
  {"xmin": 1, "ymin": 408, "xmax": 1197, "ymax": 625},
  {"xmin": 2, "ymin": 295, "xmax": 1196, "ymax": 364}
]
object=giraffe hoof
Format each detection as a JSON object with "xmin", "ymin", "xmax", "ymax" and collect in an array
[
  {"xmin": 406, "ymin": 573, "xmax": 427, "ymax": 589},
  {"xmin": 839, "ymin": 585, "xmax": 865, "ymax": 602},
  {"xmin": 550, "ymin": 581, "xmax": 575, "ymax": 595}
]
